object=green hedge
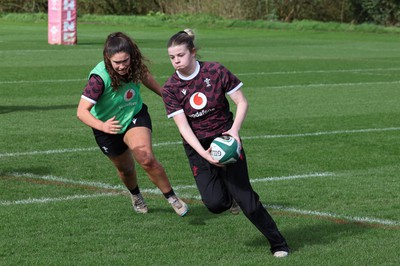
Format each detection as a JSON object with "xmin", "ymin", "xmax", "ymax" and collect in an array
[{"xmin": 1, "ymin": 0, "xmax": 399, "ymax": 26}]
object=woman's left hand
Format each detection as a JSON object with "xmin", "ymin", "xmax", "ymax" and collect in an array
[{"xmin": 222, "ymin": 130, "xmax": 241, "ymax": 147}]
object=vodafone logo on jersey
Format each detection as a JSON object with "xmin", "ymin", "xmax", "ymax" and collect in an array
[
  {"xmin": 189, "ymin": 92, "xmax": 207, "ymax": 110},
  {"xmin": 124, "ymin": 89, "xmax": 135, "ymax": 101}
]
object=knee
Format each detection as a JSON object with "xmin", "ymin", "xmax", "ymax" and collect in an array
[
  {"xmin": 203, "ymin": 198, "xmax": 230, "ymax": 214},
  {"xmin": 135, "ymin": 151, "xmax": 156, "ymax": 170}
]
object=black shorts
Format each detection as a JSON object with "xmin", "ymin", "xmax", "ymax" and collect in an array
[{"xmin": 92, "ymin": 104, "xmax": 152, "ymax": 157}]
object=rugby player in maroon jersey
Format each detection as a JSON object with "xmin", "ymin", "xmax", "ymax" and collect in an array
[{"xmin": 161, "ymin": 29, "xmax": 290, "ymax": 257}]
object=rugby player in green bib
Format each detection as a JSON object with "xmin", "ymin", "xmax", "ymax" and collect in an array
[{"xmin": 77, "ymin": 32, "xmax": 188, "ymax": 217}]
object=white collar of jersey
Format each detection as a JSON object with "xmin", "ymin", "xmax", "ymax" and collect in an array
[{"xmin": 176, "ymin": 61, "xmax": 200, "ymax": 81}]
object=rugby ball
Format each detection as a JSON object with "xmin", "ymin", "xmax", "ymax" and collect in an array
[{"xmin": 210, "ymin": 136, "xmax": 241, "ymax": 164}]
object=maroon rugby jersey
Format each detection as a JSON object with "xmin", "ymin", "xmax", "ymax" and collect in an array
[{"xmin": 162, "ymin": 61, "xmax": 243, "ymax": 140}]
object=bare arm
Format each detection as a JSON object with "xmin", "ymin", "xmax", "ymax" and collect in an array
[
  {"xmin": 172, "ymin": 113, "xmax": 219, "ymax": 164},
  {"xmin": 76, "ymin": 98, "xmax": 121, "ymax": 134},
  {"xmin": 224, "ymin": 89, "xmax": 248, "ymax": 145},
  {"xmin": 142, "ymin": 71, "xmax": 162, "ymax": 96}
]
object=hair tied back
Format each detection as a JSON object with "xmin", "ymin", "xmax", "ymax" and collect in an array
[{"xmin": 184, "ymin": 28, "xmax": 195, "ymax": 40}]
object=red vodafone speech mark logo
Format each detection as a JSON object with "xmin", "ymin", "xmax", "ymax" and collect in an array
[
  {"xmin": 189, "ymin": 92, "xmax": 207, "ymax": 110},
  {"xmin": 124, "ymin": 89, "xmax": 135, "ymax": 101}
]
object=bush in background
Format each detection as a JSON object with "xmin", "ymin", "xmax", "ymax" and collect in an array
[
  {"xmin": 78, "ymin": 0, "xmax": 136, "ymax": 15},
  {"xmin": 1, "ymin": 0, "xmax": 399, "ymax": 26},
  {"xmin": 351, "ymin": 0, "xmax": 400, "ymax": 26}
]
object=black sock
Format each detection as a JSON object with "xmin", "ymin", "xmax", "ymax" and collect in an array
[
  {"xmin": 129, "ymin": 186, "xmax": 140, "ymax": 195},
  {"xmin": 163, "ymin": 189, "xmax": 175, "ymax": 199}
]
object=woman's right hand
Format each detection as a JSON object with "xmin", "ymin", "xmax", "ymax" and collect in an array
[
  {"xmin": 202, "ymin": 147, "xmax": 224, "ymax": 167},
  {"xmin": 102, "ymin": 116, "xmax": 122, "ymax": 134}
]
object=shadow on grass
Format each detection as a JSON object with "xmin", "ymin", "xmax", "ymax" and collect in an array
[
  {"xmin": 140, "ymin": 201, "xmax": 220, "ymax": 225},
  {"xmin": 0, "ymin": 104, "xmax": 76, "ymax": 114},
  {"xmin": 186, "ymin": 205, "xmax": 222, "ymax": 226},
  {"xmin": 244, "ymin": 220, "xmax": 367, "ymax": 253},
  {"xmin": 0, "ymin": 167, "xmax": 49, "ymax": 176}
]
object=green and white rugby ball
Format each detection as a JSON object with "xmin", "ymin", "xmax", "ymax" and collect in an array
[{"xmin": 210, "ymin": 136, "xmax": 241, "ymax": 164}]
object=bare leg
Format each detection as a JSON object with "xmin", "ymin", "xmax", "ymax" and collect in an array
[
  {"xmin": 123, "ymin": 127, "xmax": 172, "ymax": 193},
  {"xmin": 109, "ymin": 149, "xmax": 138, "ymax": 190}
]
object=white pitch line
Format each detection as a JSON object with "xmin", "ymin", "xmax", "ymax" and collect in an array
[
  {"xmin": 4, "ymin": 172, "xmax": 334, "ymax": 192},
  {"xmin": 241, "ymin": 127, "xmax": 400, "ymax": 140},
  {"xmin": 263, "ymin": 80, "xmax": 400, "ymax": 90},
  {"xmin": 5, "ymin": 172, "xmax": 162, "ymax": 194},
  {"xmin": 0, "ymin": 79, "xmax": 86, "ymax": 84},
  {"xmin": 0, "ymin": 142, "xmax": 182, "ymax": 158},
  {"xmin": 268, "ymin": 204, "xmax": 400, "ymax": 226},
  {"xmin": 2, "ymin": 79, "xmax": 400, "ymax": 89},
  {"xmin": 251, "ymin": 172, "xmax": 335, "ymax": 182},
  {"xmin": 1, "ymin": 67, "xmax": 400, "ymax": 85},
  {"xmin": 238, "ymin": 67, "xmax": 400, "ymax": 76},
  {"xmin": 2, "ymin": 172, "xmax": 398, "ymax": 226},
  {"xmin": 0, "ymin": 193, "xmax": 118, "ymax": 206},
  {"xmin": 0, "ymin": 147, "xmax": 98, "ymax": 158},
  {"xmin": 2, "ymin": 194, "xmax": 397, "ymax": 226},
  {"xmin": 1, "ymin": 127, "xmax": 399, "ymax": 158}
]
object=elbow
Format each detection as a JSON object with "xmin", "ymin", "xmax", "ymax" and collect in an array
[{"xmin": 76, "ymin": 109, "xmax": 84, "ymax": 122}]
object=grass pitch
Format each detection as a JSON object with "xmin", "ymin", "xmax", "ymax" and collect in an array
[{"xmin": 0, "ymin": 15, "xmax": 399, "ymax": 265}]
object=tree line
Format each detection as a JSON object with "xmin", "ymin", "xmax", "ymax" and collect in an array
[{"xmin": 1, "ymin": 0, "xmax": 399, "ymax": 26}]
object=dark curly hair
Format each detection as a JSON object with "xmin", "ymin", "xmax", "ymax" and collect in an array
[{"xmin": 103, "ymin": 32, "xmax": 149, "ymax": 91}]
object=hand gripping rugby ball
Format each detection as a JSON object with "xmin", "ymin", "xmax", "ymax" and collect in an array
[{"xmin": 210, "ymin": 136, "xmax": 241, "ymax": 164}]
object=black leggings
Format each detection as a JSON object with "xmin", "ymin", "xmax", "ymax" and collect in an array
[{"xmin": 184, "ymin": 139, "xmax": 288, "ymax": 251}]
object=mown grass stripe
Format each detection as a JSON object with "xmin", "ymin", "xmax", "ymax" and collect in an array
[
  {"xmin": 1, "ymin": 66, "xmax": 400, "ymax": 85},
  {"xmin": 1, "ymin": 127, "xmax": 399, "ymax": 158},
  {"xmin": 2, "ymin": 79, "xmax": 400, "ymax": 89},
  {"xmin": 268, "ymin": 204, "xmax": 400, "ymax": 226},
  {"xmin": 241, "ymin": 127, "xmax": 400, "ymax": 140},
  {"xmin": 2, "ymin": 172, "xmax": 398, "ymax": 227},
  {"xmin": 0, "ymin": 193, "xmax": 118, "ymax": 206},
  {"xmin": 4, "ymin": 171, "xmax": 334, "ymax": 190},
  {"xmin": 251, "ymin": 172, "xmax": 335, "ymax": 182}
]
